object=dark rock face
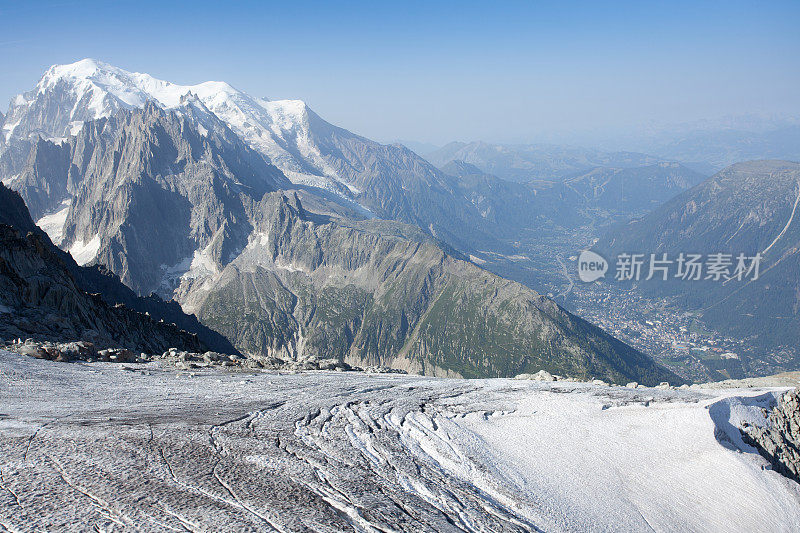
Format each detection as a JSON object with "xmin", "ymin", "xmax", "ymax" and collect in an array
[
  {"xmin": 11, "ymin": 137, "xmax": 73, "ymax": 220},
  {"xmin": 0, "ymin": 183, "xmax": 210, "ymax": 354},
  {"xmin": 0, "ymin": 182, "xmax": 42, "ymax": 234},
  {"xmin": 0, "ymin": 223, "xmax": 202, "ymax": 354},
  {"xmin": 742, "ymin": 389, "xmax": 800, "ymax": 483},
  {"xmin": 0, "ymin": 182, "xmax": 237, "ymax": 353}
]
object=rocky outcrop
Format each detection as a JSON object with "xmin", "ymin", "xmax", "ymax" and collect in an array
[
  {"xmin": 741, "ymin": 388, "xmax": 800, "ymax": 483},
  {"xmin": 0, "ymin": 182, "xmax": 42, "ymax": 233},
  {"xmin": 0, "ymin": 223, "xmax": 203, "ymax": 354},
  {"xmin": 3, "ymin": 338, "xmax": 405, "ymax": 376},
  {"xmin": 0, "ymin": 182, "xmax": 237, "ymax": 353}
]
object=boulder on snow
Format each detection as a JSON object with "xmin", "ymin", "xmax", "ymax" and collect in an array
[
  {"xmin": 97, "ymin": 348, "xmax": 136, "ymax": 363},
  {"xmin": 741, "ymin": 388, "xmax": 800, "ymax": 483},
  {"xmin": 57, "ymin": 341, "xmax": 97, "ymax": 360}
]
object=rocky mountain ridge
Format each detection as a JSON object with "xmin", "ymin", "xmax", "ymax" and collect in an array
[
  {"xmin": 0, "ymin": 183, "xmax": 205, "ymax": 355},
  {"xmin": 181, "ymin": 190, "xmax": 680, "ymax": 383},
  {"xmin": 742, "ymin": 388, "xmax": 800, "ymax": 484}
]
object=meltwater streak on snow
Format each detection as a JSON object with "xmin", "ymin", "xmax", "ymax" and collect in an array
[
  {"xmin": 68, "ymin": 234, "xmax": 100, "ymax": 265},
  {"xmin": 1, "ymin": 350, "xmax": 798, "ymax": 532}
]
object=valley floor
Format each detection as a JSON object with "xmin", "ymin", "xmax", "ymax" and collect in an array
[{"xmin": 0, "ymin": 350, "xmax": 798, "ymax": 532}]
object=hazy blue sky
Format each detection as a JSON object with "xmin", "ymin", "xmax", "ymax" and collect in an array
[{"xmin": 0, "ymin": 0, "xmax": 798, "ymax": 145}]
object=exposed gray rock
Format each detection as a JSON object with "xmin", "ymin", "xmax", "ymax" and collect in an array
[
  {"xmin": 8, "ymin": 138, "xmax": 72, "ymax": 220},
  {"xmin": 6, "ymin": 339, "xmax": 96, "ymax": 363},
  {"xmin": 24, "ymin": 101, "xmax": 288, "ymax": 294},
  {"xmin": 364, "ymin": 365, "xmax": 407, "ymax": 374},
  {"xmin": 0, "ymin": 181, "xmax": 237, "ymax": 353},
  {"xmin": 56, "ymin": 340, "xmax": 97, "ymax": 359},
  {"xmin": 741, "ymin": 388, "xmax": 800, "ymax": 483},
  {"xmin": 0, "ymin": 220, "xmax": 202, "ymax": 355},
  {"xmin": 96, "ymin": 348, "xmax": 135, "ymax": 363}
]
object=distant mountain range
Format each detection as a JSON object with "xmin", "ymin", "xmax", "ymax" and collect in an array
[
  {"xmin": 0, "ymin": 59, "xmax": 681, "ymax": 384},
  {"xmin": 441, "ymin": 158, "xmax": 706, "ymax": 226},
  {"xmin": 561, "ymin": 162, "xmax": 707, "ymax": 216},
  {"xmin": 421, "ymin": 115, "xmax": 800, "ymax": 178},
  {"xmin": 426, "ymin": 141, "xmax": 663, "ymax": 183},
  {"xmin": 598, "ymin": 117, "xmax": 800, "ymax": 172}
]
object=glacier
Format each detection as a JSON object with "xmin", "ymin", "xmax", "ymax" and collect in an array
[{"xmin": 0, "ymin": 349, "xmax": 798, "ymax": 532}]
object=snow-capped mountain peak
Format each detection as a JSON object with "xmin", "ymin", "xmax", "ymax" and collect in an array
[
  {"xmin": 4, "ymin": 59, "xmax": 354, "ymax": 193},
  {"xmin": 38, "ymin": 58, "xmax": 240, "ymax": 109}
]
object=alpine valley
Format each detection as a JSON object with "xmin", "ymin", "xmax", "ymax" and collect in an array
[
  {"xmin": 0, "ymin": 59, "xmax": 682, "ymax": 384},
  {"xmin": 595, "ymin": 161, "xmax": 800, "ymax": 374}
]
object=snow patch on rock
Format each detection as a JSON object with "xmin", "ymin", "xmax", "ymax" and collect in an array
[
  {"xmin": 35, "ymin": 199, "xmax": 71, "ymax": 245},
  {"xmin": 68, "ymin": 234, "xmax": 101, "ymax": 265}
]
